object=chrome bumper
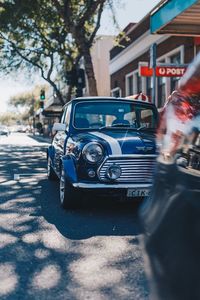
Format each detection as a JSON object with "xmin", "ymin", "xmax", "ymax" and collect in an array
[{"xmin": 72, "ymin": 182, "xmax": 152, "ymax": 189}]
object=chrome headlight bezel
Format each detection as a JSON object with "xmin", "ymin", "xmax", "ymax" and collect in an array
[
  {"xmin": 106, "ymin": 164, "xmax": 122, "ymax": 180},
  {"xmin": 82, "ymin": 142, "xmax": 104, "ymax": 164}
]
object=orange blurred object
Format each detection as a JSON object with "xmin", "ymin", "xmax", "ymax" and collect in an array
[{"xmin": 126, "ymin": 93, "xmax": 149, "ymax": 101}]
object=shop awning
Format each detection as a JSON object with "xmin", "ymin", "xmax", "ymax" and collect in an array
[
  {"xmin": 42, "ymin": 95, "xmax": 63, "ymax": 118},
  {"xmin": 151, "ymin": 0, "xmax": 200, "ymax": 36},
  {"xmin": 41, "ymin": 110, "xmax": 62, "ymax": 118}
]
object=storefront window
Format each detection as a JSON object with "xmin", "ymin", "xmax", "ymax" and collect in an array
[
  {"xmin": 127, "ymin": 75, "xmax": 133, "ymax": 95},
  {"xmin": 136, "ymin": 72, "xmax": 142, "ymax": 93},
  {"xmin": 146, "ymin": 77, "xmax": 152, "ymax": 101},
  {"xmin": 170, "ymin": 52, "xmax": 181, "ymax": 93},
  {"xmin": 111, "ymin": 88, "xmax": 121, "ymax": 97},
  {"xmin": 158, "ymin": 76, "xmax": 166, "ymax": 108},
  {"xmin": 196, "ymin": 45, "xmax": 200, "ymax": 54}
]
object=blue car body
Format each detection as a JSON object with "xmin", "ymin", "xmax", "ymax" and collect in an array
[{"xmin": 47, "ymin": 97, "xmax": 158, "ymax": 207}]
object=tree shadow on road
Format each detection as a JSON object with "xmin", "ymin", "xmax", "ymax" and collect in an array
[
  {"xmin": 0, "ymin": 143, "xmax": 148, "ymax": 300},
  {"xmin": 39, "ymin": 178, "xmax": 143, "ymax": 240}
]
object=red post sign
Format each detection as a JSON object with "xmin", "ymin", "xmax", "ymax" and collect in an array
[
  {"xmin": 140, "ymin": 66, "xmax": 153, "ymax": 76},
  {"xmin": 139, "ymin": 66, "xmax": 187, "ymax": 77},
  {"xmin": 156, "ymin": 66, "xmax": 186, "ymax": 77}
]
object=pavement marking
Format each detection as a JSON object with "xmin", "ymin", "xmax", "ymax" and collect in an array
[
  {"xmin": 14, "ymin": 174, "xmax": 20, "ymax": 181},
  {"xmin": 14, "ymin": 172, "xmax": 47, "ymax": 181}
]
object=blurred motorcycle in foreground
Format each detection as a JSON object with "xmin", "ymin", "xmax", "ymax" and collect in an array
[{"xmin": 140, "ymin": 52, "xmax": 200, "ymax": 300}]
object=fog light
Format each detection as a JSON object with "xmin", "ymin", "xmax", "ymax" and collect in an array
[
  {"xmin": 88, "ymin": 169, "xmax": 96, "ymax": 178},
  {"xmin": 106, "ymin": 164, "xmax": 121, "ymax": 180}
]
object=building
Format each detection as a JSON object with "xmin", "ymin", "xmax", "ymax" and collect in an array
[
  {"xmin": 109, "ymin": 0, "xmax": 200, "ymax": 108},
  {"xmin": 90, "ymin": 35, "xmax": 114, "ymax": 96}
]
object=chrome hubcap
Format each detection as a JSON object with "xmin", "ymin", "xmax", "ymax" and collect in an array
[
  {"xmin": 60, "ymin": 169, "xmax": 65, "ymax": 204},
  {"xmin": 47, "ymin": 157, "xmax": 51, "ymax": 176}
]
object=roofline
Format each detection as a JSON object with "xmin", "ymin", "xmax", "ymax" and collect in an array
[
  {"xmin": 110, "ymin": 1, "xmax": 166, "ymax": 60},
  {"xmin": 125, "ymin": 0, "xmax": 167, "ymax": 36},
  {"xmin": 150, "ymin": 0, "xmax": 169, "ymax": 15}
]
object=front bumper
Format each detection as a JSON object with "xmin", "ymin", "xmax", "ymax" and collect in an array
[{"xmin": 72, "ymin": 182, "xmax": 152, "ymax": 189}]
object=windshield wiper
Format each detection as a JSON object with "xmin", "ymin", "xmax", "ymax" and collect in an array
[
  {"xmin": 137, "ymin": 125, "xmax": 147, "ymax": 131},
  {"xmin": 137, "ymin": 126, "xmax": 156, "ymax": 131},
  {"xmin": 111, "ymin": 123, "xmax": 132, "ymax": 127}
]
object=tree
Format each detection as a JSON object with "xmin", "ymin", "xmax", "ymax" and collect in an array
[
  {"xmin": 0, "ymin": 111, "xmax": 25, "ymax": 125},
  {"xmin": 0, "ymin": 0, "xmax": 120, "ymax": 104},
  {"xmin": 0, "ymin": 0, "xmax": 79, "ymax": 105},
  {"xmin": 52, "ymin": 0, "xmax": 108, "ymax": 96},
  {"xmin": 8, "ymin": 85, "xmax": 46, "ymax": 119}
]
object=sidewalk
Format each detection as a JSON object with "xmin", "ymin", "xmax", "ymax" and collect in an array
[{"xmin": 28, "ymin": 134, "xmax": 52, "ymax": 144}]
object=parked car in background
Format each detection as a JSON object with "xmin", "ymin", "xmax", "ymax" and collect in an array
[
  {"xmin": 47, "ymin": 97, "xmax": 159, "ymax": 209},
  {"xmin": 0, "ymin": 125, "xmax": 9, "ymax": 136}
]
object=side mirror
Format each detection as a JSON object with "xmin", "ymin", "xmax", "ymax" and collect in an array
[{"xmin": 52, "ymin": 122, "xmax": 66, "ymax": 132}]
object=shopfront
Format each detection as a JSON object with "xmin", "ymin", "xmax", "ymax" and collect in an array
[{"xmin": 110, "ymin": 0, "xmax": 200, "ymax": 108}]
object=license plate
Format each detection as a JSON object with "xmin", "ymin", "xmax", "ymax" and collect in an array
[{"xmin": 127, "ymin": 188, "xmax": 150, "ymax": 198}]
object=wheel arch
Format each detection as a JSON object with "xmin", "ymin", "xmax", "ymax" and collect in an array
[{"xmin": 61, "ymin": 155, "xmax": 78, "ymax": 183}]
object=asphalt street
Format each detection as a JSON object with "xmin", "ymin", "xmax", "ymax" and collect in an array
[{"xmin": 0, "ymin": 133, "xmax": 149, "ymax": 300}]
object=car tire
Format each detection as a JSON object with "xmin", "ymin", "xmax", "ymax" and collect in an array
[
  {"xmin": 60, "ymin": 166, "xmax": 80, "ymax": 209},
  {"xmin": 47, "ymin": 156, "xmax": 57, "ymax": 180}
]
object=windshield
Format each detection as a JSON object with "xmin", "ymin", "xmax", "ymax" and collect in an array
[{"xmin": 73, "ymin": 101, "xmax": 158, "ymax": 130}]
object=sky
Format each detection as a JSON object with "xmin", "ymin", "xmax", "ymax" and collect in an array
[
  {"xmin": 0, "ymin": 0, "xmax": 160, "ymax": 114},
  {"xmin": 98, "ymin": 0, "xmax": 160, "ymax": 35}
]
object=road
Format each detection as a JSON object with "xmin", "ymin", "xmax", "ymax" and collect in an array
[{"xmin": 0, "ymin": 133, "xmax": 149, "ymax": 300}]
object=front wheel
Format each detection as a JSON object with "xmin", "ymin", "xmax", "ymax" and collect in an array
[
  {"xmin": 60, "ymin": 166, "xmax": 80, "ymax": 209},
  {"xmin": 47, "ymin": 156, "xmax": 57, "ymax": 180}
]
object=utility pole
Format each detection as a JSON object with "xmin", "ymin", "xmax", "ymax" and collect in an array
[{"xmin": 150, "ymin": 43, "xmax": 157, "ymax": 105}]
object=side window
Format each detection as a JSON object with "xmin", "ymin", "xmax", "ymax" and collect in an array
[
  {"xmin": 140, "ymin": 109, "xmax": 155, "ymax": 128},
  {"xmin": 170, "ymin": 52, "xmax": 181, "ymax": 93},
  {"xmin": 64, "ymin": 104, "xmax": 72, "ymax": 130}
]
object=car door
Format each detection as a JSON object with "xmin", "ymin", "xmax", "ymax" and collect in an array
[{"xmin": 53, "ymin": 104, "xmax": 71, "ymax": 175}]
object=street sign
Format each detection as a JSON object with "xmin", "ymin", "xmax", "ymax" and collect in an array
[
  {"xmin": 139, "ymin": 65, "xmax": 187, "ymax": 77},
  {"xmin": 140, "ymin": 66, "xmax": 153, "ymax": 77},
  {"xmin": 156, "ymin": 66, "xmax": 187, "ymax": 77}
]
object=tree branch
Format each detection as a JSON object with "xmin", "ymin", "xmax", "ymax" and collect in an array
[
  {"xmin": 78, "ymin": 1, "xmax": 105, "ymax": 28},
  {"xmin": 89, "ymin": 1, "xmax": 105, "ymax": 46}
]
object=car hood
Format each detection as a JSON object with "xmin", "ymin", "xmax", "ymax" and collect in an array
[{"xmin": 72, "ymin": 129, "xmax": 156, "ymax": 155}]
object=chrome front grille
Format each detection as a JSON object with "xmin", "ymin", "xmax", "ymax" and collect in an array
[{"xmin": 98, "ymin": 155, "xmax": 157, "ymax": 183}]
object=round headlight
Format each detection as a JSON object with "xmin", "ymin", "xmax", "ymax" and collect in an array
[
  {"xmin": 106, "ymin": 164, "xmax": 121, "ymax": 180},
  {"xmin": 82, "ymin": 142, "xmax": 103, "ymax": 163}
]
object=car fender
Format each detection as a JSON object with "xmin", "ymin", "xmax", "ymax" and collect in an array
[{"xmin": 61, "ymin": 155, "xmax": 78, "ymax": 183}]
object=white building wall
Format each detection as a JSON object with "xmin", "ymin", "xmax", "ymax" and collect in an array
[
  {"xmin": 110, "ymin": 31, "xmax": 170, "ymax": 75},
  {"xmin": 91, "ymin": 35, "xmax": 114, "ymax": 96}
]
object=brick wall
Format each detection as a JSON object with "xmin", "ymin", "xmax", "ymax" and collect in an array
[{"xmin": 111, "ymin": 36, "xmax": 195, "ymax": 97}]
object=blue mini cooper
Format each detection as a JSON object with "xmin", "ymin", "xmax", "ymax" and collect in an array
[{"xmin": 47, "ymin": 97, "xmax": 158, "ymax": 209}]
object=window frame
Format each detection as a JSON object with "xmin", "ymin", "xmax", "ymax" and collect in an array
[
  {"xmin": 111, "ymin": 87, "xmax": 122, "ymax": 97},
  {"xmin": 62, "ymin": 103, "xmax": 72, "ymax": 131}
]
